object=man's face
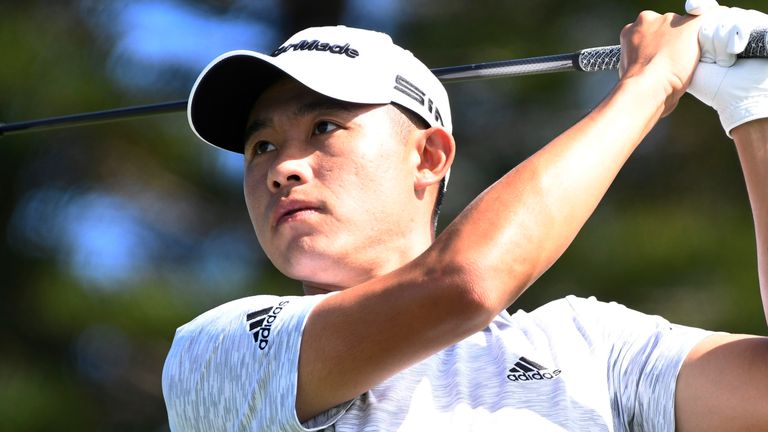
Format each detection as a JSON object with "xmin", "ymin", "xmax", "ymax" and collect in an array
[{"xmin": 243, "ymin": 79, "xmax": 429, "ymax": 289}]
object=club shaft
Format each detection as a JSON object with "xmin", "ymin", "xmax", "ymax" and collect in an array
[
  {"xmin": 436, "ymin": 28, "xmax": 767, "ymax": 81},
  {"xmin": 432, "ymin": 52, "xmax": 579, "ymax": 82},
  {"xmin": 0, "ymin": 100, "xmax": 187, "ymax": 136},
  {"xmin": 2, "ymin": 29, "xmax": 766, "ymax": 137}
]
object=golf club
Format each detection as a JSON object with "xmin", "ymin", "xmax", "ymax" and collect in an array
[{"xmin": 1, "ymin": 28, "xmax": 766, "ymax": 137}]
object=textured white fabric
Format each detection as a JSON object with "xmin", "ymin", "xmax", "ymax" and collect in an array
[{"xmin": 163, "ymin": 295, "xmax": 712, "ymax": 431}]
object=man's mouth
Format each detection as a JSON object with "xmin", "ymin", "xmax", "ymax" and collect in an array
[
  {"xmin": 273, "ymin": 200, "xmax": 321, "ymax": 227},
  {"xmin": 280, "ymin": 207, "xmax": 316, "ymax": 223}
]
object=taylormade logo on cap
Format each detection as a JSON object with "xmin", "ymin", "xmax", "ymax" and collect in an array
[{"xmin": 272, "ymin": 40, "xmax": 360, "ymax": 58}]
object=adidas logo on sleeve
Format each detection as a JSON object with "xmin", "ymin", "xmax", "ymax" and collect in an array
[
  {"xmin": 245, "ymin": 301, "xmax": 289, "ymax": 350},
  {"xmin": 506, "ymin": 356, "xmax": 562, "ymax": 382}
]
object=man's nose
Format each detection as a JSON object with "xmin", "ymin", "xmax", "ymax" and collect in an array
[{"xmin": 267, "ymin": 156, "xmax": 311, "ymax": 192}]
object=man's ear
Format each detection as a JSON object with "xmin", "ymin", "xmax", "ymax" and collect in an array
[{"xmin": 414, "ymin": 127, "xmax": 455, "ymax": 192}]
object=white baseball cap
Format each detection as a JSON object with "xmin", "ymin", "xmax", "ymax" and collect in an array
[{"xmin": 188, "ymin": 25, "xmax": 452, "ymax": 153}]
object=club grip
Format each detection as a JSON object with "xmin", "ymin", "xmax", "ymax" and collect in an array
[
  {"xmin": 576, "ymin": 28, "xmax": 768, "ymax": 72},
  {"xmin": 743, "ymin": 28, "xmax": 768, "ymax": 57}
]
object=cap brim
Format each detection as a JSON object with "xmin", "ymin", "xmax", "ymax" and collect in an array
[{"xmin": 188, "ymin": 51, "xmax": 285, "ymax": 153}]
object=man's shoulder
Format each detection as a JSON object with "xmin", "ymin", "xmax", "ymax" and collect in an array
[
  {"xmin": 187, "ymin": 294, "xmax": 286, "ymax": 322},
  {"xmin": 516, "ymin": 294, "xmax": 709, "ymax": 347},
  {"xmin": 163, "ymin": 293, "xmax": 323, "ymax": 390},
  {"xmin": 504, "ymin": 295, "xmax": 658, "ymax": 339},
  {"xmin": 513, "ymin": 295, "xmax": 621, "ymax": 319},
  {"xmin": 179, "ymin": 293, "xmax": 313, "ymax": 330},
  {"xmin": 164, "ymin": 293, "xmax": 328, "ymax": 431}
]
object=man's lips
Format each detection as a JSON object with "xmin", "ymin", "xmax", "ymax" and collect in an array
[{"xmin": 271, "ymin": 200, "xmax": 322, "ymax": 227}]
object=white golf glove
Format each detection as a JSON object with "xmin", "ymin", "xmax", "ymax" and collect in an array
[{"xmin": 685, "ymin": 0, "xmax": 768, "ymax": 137}]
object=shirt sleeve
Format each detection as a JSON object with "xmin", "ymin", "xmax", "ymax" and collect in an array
[
  {"xmin": 563, "ymin": 295, "xmax": 715, "ymax": 432},
  {"xmin": 162, "ymin": 292, "xmax": 350, "ymax": 431}
]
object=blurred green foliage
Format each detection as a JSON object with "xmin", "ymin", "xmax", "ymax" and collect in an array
[{"xmin": 1, "ymin": 0, "xmax": 766, "ymax": 430}]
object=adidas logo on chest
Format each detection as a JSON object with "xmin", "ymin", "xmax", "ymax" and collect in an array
[{"xmin": 506, "ymin": 356, "xmax": 562, "ymax": 382}]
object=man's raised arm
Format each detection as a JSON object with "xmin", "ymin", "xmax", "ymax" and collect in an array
[{"xmin": 734, "ymin": 120, "xmax": 768, "ymax": 318}]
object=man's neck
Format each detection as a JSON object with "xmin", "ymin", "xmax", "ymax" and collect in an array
[{"xmin": 300, "ymin": 238, "xmax": 433, "ymax": 295}]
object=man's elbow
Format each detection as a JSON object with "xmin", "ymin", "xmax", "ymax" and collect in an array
[{"xmin": 432, "ymin": 257, "xmax": 509, "ymax": 328}]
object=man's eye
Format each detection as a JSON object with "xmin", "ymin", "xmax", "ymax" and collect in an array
[
  {"xmin": 252, "ymin": 141, "xmax": 276, "ymax": 155},
  {"xmin": 313, "ymin": 121, "xmax": 339, "ymax": 135}
]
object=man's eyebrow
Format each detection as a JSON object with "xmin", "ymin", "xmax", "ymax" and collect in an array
[{"xmin": 243, "ymin": 118, "xmax": 271, "ymax": 145}]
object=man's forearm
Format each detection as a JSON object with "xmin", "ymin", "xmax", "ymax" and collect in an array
[
  {"xmin": 433, "ymin": 10, "xmax": 702, "ymax": 311},
  {"xmin": 732, "ymin": 118, "xmax": 768, "ymax": 323},
  {"xmin": 433, "ymin": 74, "xmax": 671, "ymax": 310}
]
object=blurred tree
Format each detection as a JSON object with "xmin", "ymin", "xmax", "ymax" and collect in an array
[
  {"xmin": 281, "ymin": 0, "xmax": 346, "ymax": 35},
  {"xmin": 1, "ymin": 0, "xmax": 766, "ymax": 430}
]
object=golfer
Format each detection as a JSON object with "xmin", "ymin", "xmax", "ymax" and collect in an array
[{"xmin": 162, "ymin": 1, "xmax": 768, "ymax": 430}]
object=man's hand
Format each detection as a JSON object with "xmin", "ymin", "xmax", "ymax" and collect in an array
[
  {"xmin": 619, "ymin": 11, "xmax": 702, "ymax": 117},
  {"xmin": 685, "ymin": 2, "xmax": 768, "ymax": 136}
]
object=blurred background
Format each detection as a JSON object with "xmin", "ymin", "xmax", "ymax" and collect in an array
[{"xmin": 1, "ymin": 0, "xmax": 765, "ymax": 430}]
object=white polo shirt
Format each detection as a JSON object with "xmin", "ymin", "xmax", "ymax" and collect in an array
[{"xmin": 162, "ymin": 294, "xmax": 712, "ymax": 431}]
